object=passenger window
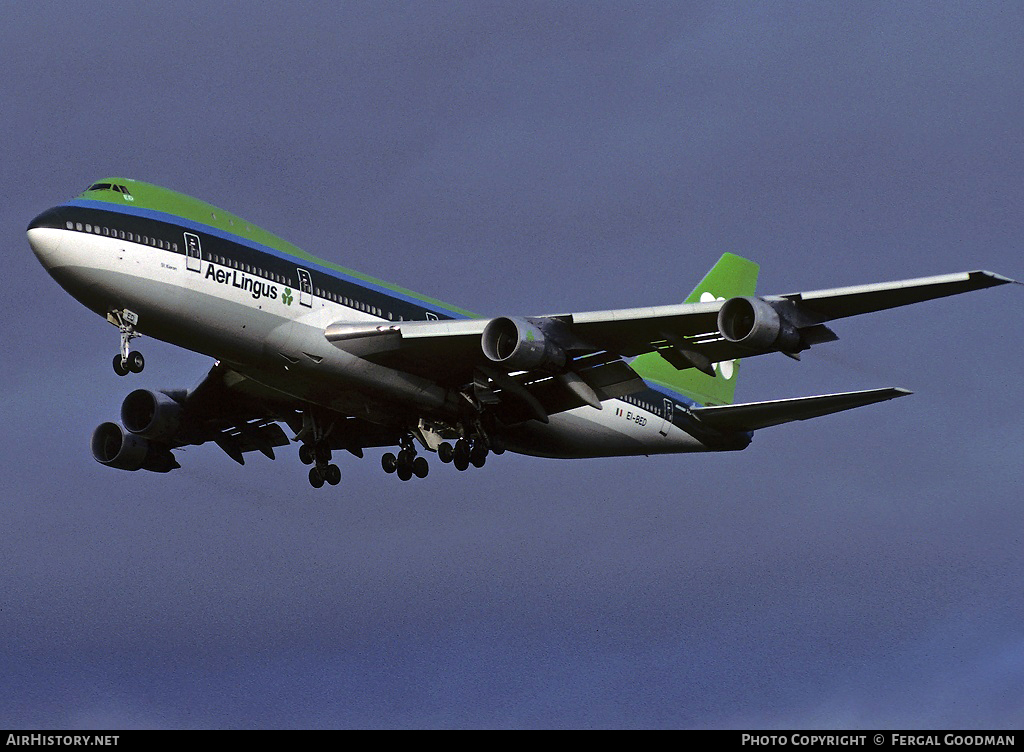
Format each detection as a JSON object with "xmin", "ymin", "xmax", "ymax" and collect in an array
[{"xmin": 66, "ymin": 221, "xmax": 73, "ymax": 229}]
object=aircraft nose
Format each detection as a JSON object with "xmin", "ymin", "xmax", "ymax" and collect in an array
[{"xmin": 26, "ymin": 207, "xmax": 66, "ymax": 269}]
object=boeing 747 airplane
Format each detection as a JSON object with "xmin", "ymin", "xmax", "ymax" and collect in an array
[{"xmin": 26, "ymin": 178, "xmax": 1015, "ymax": 487}]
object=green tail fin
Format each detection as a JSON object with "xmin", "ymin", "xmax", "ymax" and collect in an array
[{"xmin": 630, "ymin": 252, "xmax": 759, "ymax": 406}]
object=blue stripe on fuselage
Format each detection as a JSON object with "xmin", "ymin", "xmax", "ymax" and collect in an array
[{"xmin": 64, "ymin": 198, "xmax": 475, "ymax": 320}]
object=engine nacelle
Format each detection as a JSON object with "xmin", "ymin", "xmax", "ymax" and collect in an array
[
  {"xmin": 121, "ymin": 389, "xmax": 182, "ymax": 441},
  {"xmin": 717, "ymin": 296, "xmax": 803, "ymax": 352},
  {"xmin": 481, "ymin": 317, "xmax": 567, "ymax": 372},
  {"xmin": 91, "ymin": 422, "xmax": 178, "ymax": 473}
]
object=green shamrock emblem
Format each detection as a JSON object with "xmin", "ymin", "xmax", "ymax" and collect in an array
[{"xmin": 282, "ymin": 288, "xmax": 293, "ymax": 306}]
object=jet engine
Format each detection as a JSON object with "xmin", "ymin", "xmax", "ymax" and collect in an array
[
  {"xmin": 481, "ymin": 317, "xmax": 567, "ymax": 372},
  {"xmin": 121, "ymin": 389, "xmax": 182, "ymax": 441},
  {"xmin": 91, "ymin": 422, "xmax": 179, "ymax": 472},
  {"xmin": 717, "ymin": 296, "xmax": 803, "ymax": 353}
]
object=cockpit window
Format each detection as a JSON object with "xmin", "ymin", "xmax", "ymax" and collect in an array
[{"xmin": 85, "ymin": 182, "xmax": 132, "ymax": 197}]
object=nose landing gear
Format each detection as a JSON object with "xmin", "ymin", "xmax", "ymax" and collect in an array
[{"xmin": 109, "ymin": 309, "xmax": 144, "ymax": 376}]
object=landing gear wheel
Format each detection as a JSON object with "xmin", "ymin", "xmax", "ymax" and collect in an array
[
  {"xmin": 470, "ymin": 443, "xmax": 488, "ymax": 468},
  {"xmin": 438, "ymin": 442, "xmax": 454, "ymax": 463},
  {"xmin": 299, "ymin": 443, "xmax": 315, "ymax": 465},
  {"xmin": 324, "ymin": 464, "xmax": 342, "ymax": 486},
  {"xmin": 381, "ymin": 452, "xmax": 398, "ymax": 474},
  {"xmin": 412, "ymin": 456, "xmax": 429, "ymax": 478},
  {"xmin": 397, "ymin": 464, "xmax": 413, "ymax": 481},
  {"xmin": 308, "ymin": 466, "xmax": 325, "ymax": 488},
  {"xmin": 112, "ymin": 355, "xmax": 129, "ymax": 376},
  {"xmin": 127, "ymin": 351, "xmax": 145, "ymax": 373}
]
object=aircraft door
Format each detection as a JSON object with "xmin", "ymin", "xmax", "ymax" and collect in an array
[
  {"xmin": 296, "ymin": 268, "xmax": 313, "ymax": 307},
  {"xmin": 659, "ymin": 398, "xmax": 674, "ymax": 436},
  {"xmin": 184, "ymin": 232, "xmax": 202, "ymax": 273}
]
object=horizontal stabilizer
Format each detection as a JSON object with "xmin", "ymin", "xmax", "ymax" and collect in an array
[{"xmin": 690, "ymin": 387, "xmax": 912, "ymax": 432}]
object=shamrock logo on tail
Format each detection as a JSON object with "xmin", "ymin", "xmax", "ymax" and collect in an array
[{"xmin": 282, "ymin": 288, "xmax": 293, "ymax": 306}]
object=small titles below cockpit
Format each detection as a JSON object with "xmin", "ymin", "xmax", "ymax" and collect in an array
[{"xmin": 86, "ymin": 182, "xmax": 134, "ymax": 200}]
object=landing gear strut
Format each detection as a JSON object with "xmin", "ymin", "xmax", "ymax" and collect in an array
[
  {"xmin": 109, "ymin": 309, "xmax": 144, "ymax": 376},
  {"xmin": 296, "ymin": 412, "xmax": 342, "ymax": 489}
]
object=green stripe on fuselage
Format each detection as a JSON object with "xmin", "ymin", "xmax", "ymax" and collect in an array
[{"xmin": 79, "ymin": 177, "xmax": 478, "ymax": 318}]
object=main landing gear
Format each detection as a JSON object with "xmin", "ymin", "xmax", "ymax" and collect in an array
[
  {"xmin": 109, "ymin": 309, "xmax": 144, "ymax": 376},
  {"xmin": 295, "ymin": 411, "xmax": 342, "ymax": 489},
  {"xmin": 299, "ymin": 439, "xmax": 342, "ymax": 489},
  {"xmin": 437, "ymin": 438, "xmax": 490, "ymax": 472},
  {"xmin": 381, "ymin": 435, "xmax": 429, "ymax": 481},
  {"xmin": 380, "ymin": 432, "xmax": 503, "ymax": 481}
]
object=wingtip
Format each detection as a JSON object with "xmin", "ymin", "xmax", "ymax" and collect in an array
[{"xmin": 972, "ymin": 270, "xmax": 1019, "ymax": 286}]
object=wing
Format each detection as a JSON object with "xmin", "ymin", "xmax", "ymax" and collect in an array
[
  {"xmin": 325, "ymin": 269, "xmax": 1015, "ymax": 395},
  {"xmin": 565, "ymin": 269, "xmax": 1013, "ymax": 359}
]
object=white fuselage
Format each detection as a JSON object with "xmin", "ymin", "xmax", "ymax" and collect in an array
[{"xmin": 28, "ymin": 217, "xmax": 719, "ymax": 459}]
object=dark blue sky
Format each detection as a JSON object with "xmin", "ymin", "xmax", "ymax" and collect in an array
[{"xmin": 2, "ymin": 2, "xmax": 1022, "ymax": 728}]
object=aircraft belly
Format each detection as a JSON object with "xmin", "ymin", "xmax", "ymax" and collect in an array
[{"xmin": 504, "ymin": 401, "xmax": 708, "ymax": 459}]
